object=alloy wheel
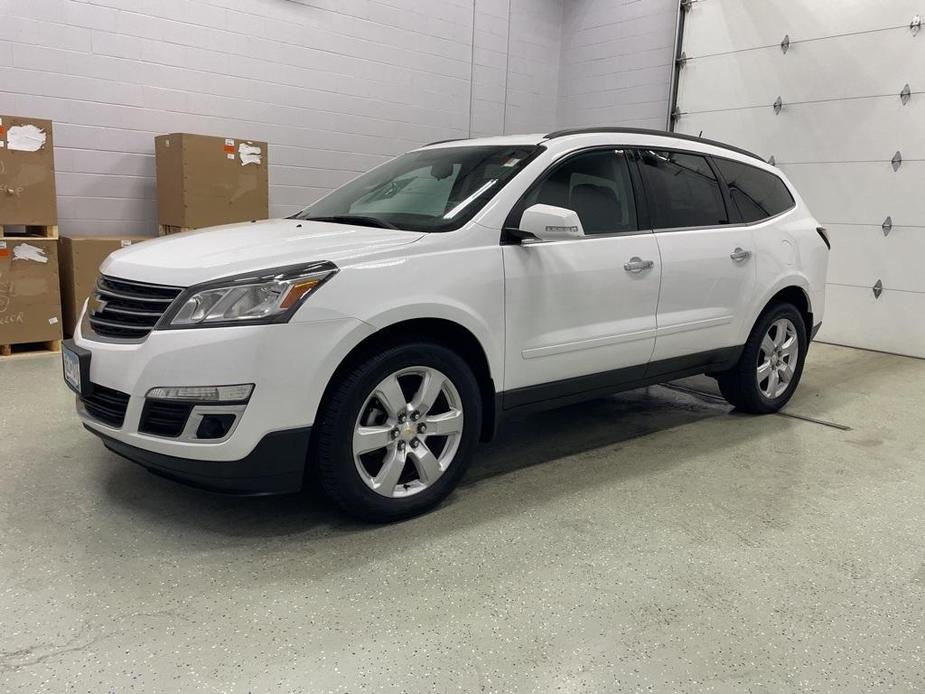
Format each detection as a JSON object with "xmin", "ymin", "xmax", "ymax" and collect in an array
[
  {"xmin": 757, "ymin": 317, "xmax": 798, "ymax": 399},
  {"xmin": 352, "ymin": 366, "xmax": 464, "ymax": 498}
]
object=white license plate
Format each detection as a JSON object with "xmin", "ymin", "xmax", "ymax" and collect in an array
[{"xmin": 62, "ymin": 347, "xmax": 82, "ymax": 394}]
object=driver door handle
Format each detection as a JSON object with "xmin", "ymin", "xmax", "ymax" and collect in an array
[
  {"xmin": 624, "ymin": 257, "xmax": 654, "ymax": 273},
  {"xmin": 730, "ymin": 247, "xmax": 752, "ymax": 262}
]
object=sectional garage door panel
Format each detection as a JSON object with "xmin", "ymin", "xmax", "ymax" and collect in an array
[
  {"xmin": 676, "ymin": 1, "xmax": 925, "ymax": 358},
  {"xmin": 780, "ymin": 162, "xmax": 925, "ymax": 227},
  {"xmin": 826, "ymin": 224, "xmax": 925, "ymax": 294},
  {"xmin": 682, "ymin": 0, "xmax": 923, "ymax": 58},
  {"xmin": 822, "ymin": 285, "xmax": 925, "ymax": 358},
  {"xmin": 679, "ymin": 96, "xmax": 925, "ymax": 164},
  {"xmin": 678, "ymin": 28, "xmax": 925, "ymax": 113}
]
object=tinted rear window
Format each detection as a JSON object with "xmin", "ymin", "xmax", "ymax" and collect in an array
[
  {"xmin": 637, "ymin": 150, "xmax": 728, "ymax": 229},
  {"xmin": 713, "ymin": 159, "xmax": 795, "ymax": 222}
]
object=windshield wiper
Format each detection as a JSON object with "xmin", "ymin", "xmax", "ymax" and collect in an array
[{"xmin": 303, "ymin": 215, "xmax": 397, "ymax": 229}]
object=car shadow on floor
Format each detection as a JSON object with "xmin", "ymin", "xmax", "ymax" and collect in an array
[{"xmin": 101, "ymin": 378, "xmax": 733, "ymax": 540}]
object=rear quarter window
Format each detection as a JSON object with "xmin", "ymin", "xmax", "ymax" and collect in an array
[{"xmin": 713, "ymin": 158, "xmax": 795, "ymax": 223}]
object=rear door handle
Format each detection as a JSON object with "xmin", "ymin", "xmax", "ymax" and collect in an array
[
  {"xmin": 624, "ymin": 257, "xmax": 654, "ymax": 273},
  {"xmin": 730, "ymin": 247, "xmax": 752, "ymax": 262}
]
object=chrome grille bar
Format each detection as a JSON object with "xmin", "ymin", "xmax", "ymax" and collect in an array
[{"xmin": 87, "ymin": 275, "xmax": 184, "ymax": 340}]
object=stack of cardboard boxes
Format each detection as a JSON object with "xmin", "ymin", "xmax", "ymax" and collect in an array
[
  {"xmin": 155, "ymin": 133, "xmax": 269, "ymax": 235},
  {"xmin": 0, "ymin": 115, "xmax": 63, "ymax": 355},
  {"xmin": 0, "ymin": 118, "xmax": 270, "ymax": 355}
]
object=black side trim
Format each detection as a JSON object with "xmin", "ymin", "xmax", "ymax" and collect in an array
[
  {"xmin": 501, "ymin": 346, "xmax": 742, "ymax": 413},
  {"xmin": 542, "ymin": 127, "xmax": 765, "ymax": 164},
  {"xmin": 88, "ymin": 426, "xmax": 311, "ymax": 495}
]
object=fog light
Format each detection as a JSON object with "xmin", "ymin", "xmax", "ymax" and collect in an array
[
  {"xmin": 146, "ymin": 384, "xmax": 254, "ymax": 403},
  {"xmin": 196, "ymin": 414, "xmax": 237, "ymax": 440}
]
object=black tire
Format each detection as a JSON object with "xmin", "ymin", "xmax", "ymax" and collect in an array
[
  {"xmin": 314, "ymin": 341, "xmax": 482, "ymax": 523},
  {"xmin": 714, "ymin": 302, "xmax": 808, "ymax": 414}
]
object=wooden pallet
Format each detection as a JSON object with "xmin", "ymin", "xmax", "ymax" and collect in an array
[
  {"xmin": 0, "ymin": 224, "xmax": 59, "ymax": 239},
  {"xmin": 0, "ymin": 339, "xmax": 61, "ymax": 358},
  {"xmin": 158, "ymin": 224, "xmax": 192, "ymax": 236}
]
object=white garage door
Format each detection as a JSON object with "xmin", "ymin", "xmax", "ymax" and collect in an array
[{"xmin": 674, "ymin": 0, "xmax": 925, "ymax": 358}]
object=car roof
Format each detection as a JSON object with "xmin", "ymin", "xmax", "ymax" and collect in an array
[{"xmin": 420, "ymin": 127, "xmax": 765, "ymax": 164}]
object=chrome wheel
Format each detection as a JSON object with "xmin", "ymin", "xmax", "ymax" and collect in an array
[
  {"xmin": 352, "ymin": 366, "xmax": 464, "ymax": 498},
  {"xmin": 757, "ymin": 317, "xmax": 798, "ymax": 399}
]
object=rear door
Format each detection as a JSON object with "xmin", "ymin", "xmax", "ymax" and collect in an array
[
  {"xmin": 636, "ymin": 149, "xmax": 757, "ymax": 369},
  {"xmin": 502, "ymin": 148, "xmax": 661, "ymax": 405}
]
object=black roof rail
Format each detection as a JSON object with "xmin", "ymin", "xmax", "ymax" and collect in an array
[
  {"xmin": 422, "ymin": 137, "xmax": 469, "ymax": 147},
  {"xmin": 542, "ymin": 127, "xmax": 765, "ymax": 163}
]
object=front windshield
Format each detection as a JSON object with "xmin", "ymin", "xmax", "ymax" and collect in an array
[{"xmin": 295, "ymin": 145, "xmax": 540, "ymax": 232}]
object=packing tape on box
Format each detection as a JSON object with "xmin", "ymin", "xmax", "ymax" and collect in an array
[
  {"xmin": 6, "ymin": 124, "xmax": 46, "ymax": 152},
  {"xmin": 238, "ymin": 142, "xmax": 262, "ymax": 166},
  {"xmin": 12, "ymin": 243, "xmax": 48, "ymax": 263}
]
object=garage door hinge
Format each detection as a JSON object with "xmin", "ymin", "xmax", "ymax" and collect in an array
[
  {"xmin": 767, "ymin": 155, "xmax": 776, "ymax": 165},
  {"xmin": 900, "ymin": 83, "xmax": 912, "ymax": 105},
  {"xmin": 872, "ymin": 280, "xmax": 883, "ymax": 299},
  {"xmin": 780, "ymin": 35, "xmax": 790, "ymax": 54},
  {"xmin": 911, "ymin": 15, "xmax": 922, "ymax": 36},
  {"xmin": 773, "ymin": 96, "xmax": 783, "ymax": 114},
  {"xmin": 676, "ymin": 51, "xmax": 688, "ymax": 68},
  {"xmin": 670, "ymin": 106, "xmax": 682, "ymax": 122},
  {"xmin": 891, "ymin": 151, "xmax": 902, "ymax": 171},
  {"xmin": 680, "ymin": 0, "xmax": 693, "ymax": 12},
  {"xmin": 882, "ymin": 216, "xmax": 893, "ymax": 236}
]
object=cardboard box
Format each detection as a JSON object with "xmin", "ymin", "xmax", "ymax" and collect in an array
[
  {"xmin": 0, "ymin": 115, "xmax": 57, "ymax": 226},
  {"xmin": 0, "ymin": 238, "xmax": 63, "ymax": 346},
  {"xmin": 59, "ymin": 235, "xmax": 149, "ymax": 336},
  {"xmin": 155, "ymin": 133, "xmax": 268, "ymax": 230}
]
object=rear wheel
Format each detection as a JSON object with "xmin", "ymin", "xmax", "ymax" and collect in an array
[
  {"xmin": 715, "ymin": 303, "xmax": 807, "ymax": 414},
  {"xmin": 314, "ymin": 342, "xmax": 481, "ymax": 522}
]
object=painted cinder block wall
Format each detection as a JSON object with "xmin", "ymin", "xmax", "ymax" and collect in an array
[
  {"xmin": 0, "ymin": 0, "xmax": 676, "ymax": 236},
  {"xmin": 558, "ymin": 0, "xmax": 678, "ymax": 130}
]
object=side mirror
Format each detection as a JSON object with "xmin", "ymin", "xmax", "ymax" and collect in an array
[{"xmin": 518, "ymin": 204, "xmax": 585, "ymax": 242}]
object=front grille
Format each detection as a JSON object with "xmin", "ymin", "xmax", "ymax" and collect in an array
[
  {"xmin": 88, "ymin": 276, "xmax": 184, "ymax": 340},
  {"xmin": 80, "ymin": 384, "xmax": 130, "ymax": 428},
  {"xmin": 139, "ymin": 400, "xmax": 193, "ymax": 438}
]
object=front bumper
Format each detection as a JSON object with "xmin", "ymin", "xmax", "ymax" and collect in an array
[
  {"xmin": 90, "ymin": 425, "xmax": 311, "ymax": 494},
  {"xmin": 72, "ymin": 312, "xmax": 373, "ymax": 465}
]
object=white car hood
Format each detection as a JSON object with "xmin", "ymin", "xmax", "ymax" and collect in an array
[{"xmin": 101, "ymin": 219, "xmax": 426, "ymax": 286}]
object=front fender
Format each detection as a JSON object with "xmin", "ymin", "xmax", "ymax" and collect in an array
[{"xmin": 363, "ymin": 301, "xmax": 503, "ymax": 384}]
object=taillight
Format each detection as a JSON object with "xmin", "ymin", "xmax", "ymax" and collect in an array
[{"xmin": 816, "ymin": 226, "xmax": 830, "ymax": 249}]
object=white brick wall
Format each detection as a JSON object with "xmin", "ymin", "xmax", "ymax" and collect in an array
[
  {"xmin": 558, "ymin": 0, "xmax": 677, "ymax": 130},
  {"xmin": 0, "ymin": 0, "xmax": 675, "ymax": 236}
]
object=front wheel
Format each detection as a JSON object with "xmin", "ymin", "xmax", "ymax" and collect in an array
[
  {"xmin": 715, "ymin": 303, "xmax": 808, "ymax": 414},
  {"xmin": 314, "ymin": 342, "xmax": 482, "ymax": 522}
]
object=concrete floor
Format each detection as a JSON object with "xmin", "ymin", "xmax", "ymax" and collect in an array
[{"xmin": 1, "ymin": 343, "xmax": 923, "ymax": 692}]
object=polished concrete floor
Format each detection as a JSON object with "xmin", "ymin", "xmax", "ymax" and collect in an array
[{"xmin": 1, "ymin": 343, "xmax": 923, "ymax": 692}]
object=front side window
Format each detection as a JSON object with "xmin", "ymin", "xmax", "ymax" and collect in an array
[
  {"xmin": 637, "ymin": 150, "xmax": 728, "ymax": 229},
  {"xmin": 520, "ymin": 150, "xmax": 638, "ymax": 234},
  {"xmin": 296, "ymin": 145, "xmax": 538, "ymax": 232},
  {"xmin": 713, "ymin": 158, "xmax": 795, "ymax": 222}
]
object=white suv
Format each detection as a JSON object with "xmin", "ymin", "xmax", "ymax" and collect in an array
[{"xmin": 63, "ymin": 128, "xmax": 829, "ymax": 521}]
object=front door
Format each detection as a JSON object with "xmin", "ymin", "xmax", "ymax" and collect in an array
[{"xmin": 502, "ymin": 149, "xmax": 661, "ymax": 406}]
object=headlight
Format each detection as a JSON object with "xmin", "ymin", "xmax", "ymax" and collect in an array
[{"xmin": 163, "ymin": 262, "xmax": 337, "ymax": 328}]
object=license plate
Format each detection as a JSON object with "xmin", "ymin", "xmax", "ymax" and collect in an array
[{"xmin": 61, "ymin": 340, "xmax": 90, "ymax": 396}]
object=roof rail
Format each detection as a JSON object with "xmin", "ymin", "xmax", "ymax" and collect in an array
[
  {"xmin": 422, "ymin": 137, "xmax": 469, "ymax": 147},
  {"xmin": 542, "ymin": 127, "xmax": 765, "ymax": 163}
]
